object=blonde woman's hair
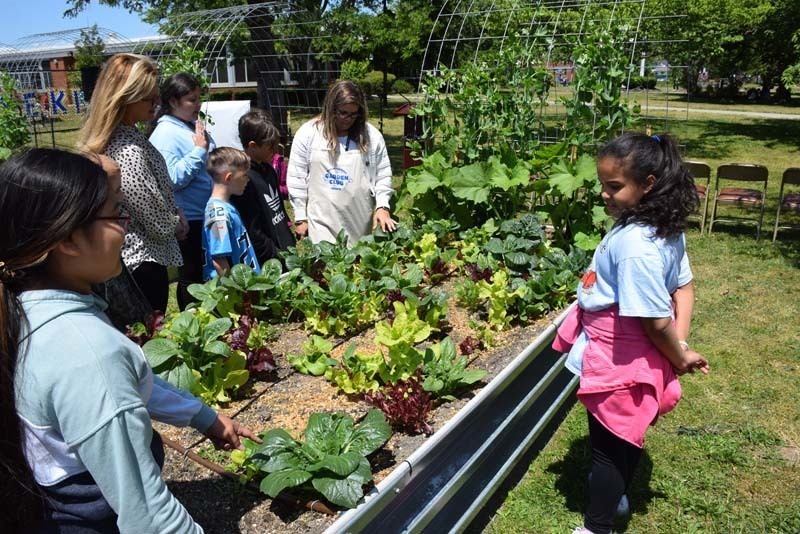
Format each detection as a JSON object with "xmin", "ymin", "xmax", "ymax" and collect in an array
[
  {"xmin": 78, "ymin": 53, "xmax": 158, "ymax": 154},
  {"xmin": 207, "ymin": 147, "xmax": 250, "ymax": 183},
  {"xmin": 318, "ymin": 80, "xmax": 369, "ymax": 153}
]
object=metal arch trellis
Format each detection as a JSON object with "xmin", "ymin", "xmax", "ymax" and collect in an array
[
  {"xmin": 132, "ymin": 1, "xmax": 343, "ymax": 135},
  {"xmin": 0, "ymin": 27, "xmax": 130, "ymax": 92},
  {"xmin": 419, "ymin": 0, "xmax": 691, "ymax": 147}
]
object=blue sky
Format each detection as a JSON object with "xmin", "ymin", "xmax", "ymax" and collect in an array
[{"xmin": 4, "ymin": 0, "xmax": 158, "ymax": 43}]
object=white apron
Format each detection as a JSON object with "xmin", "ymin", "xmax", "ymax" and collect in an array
[{"xmin": 307, "ymin": 141, "xmax": 373, "ymax": 246}]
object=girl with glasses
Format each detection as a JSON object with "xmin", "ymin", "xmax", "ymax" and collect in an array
[
  {"xmin": 0, "ymin": 148, "xmax": 257, "ymax": 533},
  {"xmin": 287, "ymin": 80, "xmax": 397, "ymax": 245}
]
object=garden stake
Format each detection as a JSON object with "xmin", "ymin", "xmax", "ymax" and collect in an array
[{"xmin": 160, "ymin": 435, "xmax": 336, "ymax": 516}]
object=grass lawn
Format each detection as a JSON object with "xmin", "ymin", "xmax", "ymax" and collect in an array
[
  {"xmin": 484, "ymin": 111, "xmax": 800, "ymax": 531},
  {"xmin": 485, "ymin": 230, "xmax": 800, "ymax": 533}
]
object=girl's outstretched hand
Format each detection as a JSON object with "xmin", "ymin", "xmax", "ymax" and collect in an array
[
  {"xmin": 205, "ymin": 413, "xmax": 261, "ymax": 450},
  {"xmin": 677, "ymin": 349, "xmax": 709, "ymax": 376}
]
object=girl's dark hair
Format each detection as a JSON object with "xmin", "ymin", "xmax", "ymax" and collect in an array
[
  {"xmin": 599, "ymin": 133, "xmax": 699, "ymax": 237},
  {"xmin": 0, "ymin": 149, "xmax": 108, "ymax": 531},
  {"xmin": 152, "ymin": 72, "xmax": 201, "ymax": 129}
]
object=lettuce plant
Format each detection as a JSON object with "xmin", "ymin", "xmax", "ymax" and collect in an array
[
  {"xmin": 477, "ymin": 269, "xmax": 529, "ymax": 330},
  {"xmin": 287, "ymin": 335, "xmax": 338, "ymax": 376},
  {"xmin": 325, "ymin": 344, "xmax": 383, "ymax": 395},
  {"xmin": 228, "ymin": 315, "xmax": 277, "ymax": 375},
  {"xmin": 364, "ymin": 372, "xmax": 434, "ymax": 435}
]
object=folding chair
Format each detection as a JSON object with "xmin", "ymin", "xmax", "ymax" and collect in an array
[
  {"xmin": 708, "ymin": 163, "xmax": 769, "ymax": 239},
  {"xmin": 772, "ymin": 168, "xmax": 800, "ymax": 242},
  {"xmin": 685, "ymin": 161, "xmax": 711, "ymax": 234}
]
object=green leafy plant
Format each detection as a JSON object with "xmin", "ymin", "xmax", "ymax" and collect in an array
[
  {"xmin": 158, "ymin": 41, "xmax": 210, "ymax": 89},
  {"xmin": 287, "ymin": 335, "xmax": 338, "ymax": 376},
  {"xmin": 244, "ymin": 410, "xmax": 391, "ymax": 508},
  {"xmin": 455, "ymin": 278, "xmax": 482, "ymax": 311},
  {"xmin": 533, "ymin": 153, "xmax": 610, "ymax": 250},
  {"xmin": 143, "ymin": 310, "xmax": 248, "ymax": 405},
  {"xmin": 374, "ymin": 300, "xmax": 432, "ymax": 348},
  {"xmin": 325, "ymin": 343, "xmax": 383, "ymax": 395},
  {"xmin": 477, "ymin": 269, "xmax": 529, "ymax": 331},
  {"xmin": 422, "ymin": 338, "xmax": 487, "ymax": 401},
  {"xmin": 403, "ymin": 151, "xmax": 535, "ymax": 228},
  {"xmin": 73, "ymin": 25, "xmax": 104, "ymax": 69},
  {"xmin": 0, "ymin": 72, "xmax": 30, "ymax": 159},
  {"xmin": 297, "ymin": 274, "xmax": 381, "ymax": 337}
]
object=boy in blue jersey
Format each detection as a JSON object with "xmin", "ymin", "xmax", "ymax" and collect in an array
[{"xmin": 203, "ymin": 147, "xmax": 261, "ymax": 280}]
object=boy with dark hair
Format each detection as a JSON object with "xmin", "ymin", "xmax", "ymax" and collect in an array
[
  {"xmin": 233, "ymin": 108, "xmax": 295, "ymax": 265},
  {"xmin": 203, "ymin": 147, "xmax": 260, "ymax": 279}
]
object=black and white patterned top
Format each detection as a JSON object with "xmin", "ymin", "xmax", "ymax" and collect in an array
[{"xmin": 105, "ymin": 124, "xmax": 183, "ymax": 271}]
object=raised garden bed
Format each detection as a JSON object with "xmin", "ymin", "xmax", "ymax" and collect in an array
[{"xmin": 132, "ymin": 217, "xmax": 588, "ymax": 532}]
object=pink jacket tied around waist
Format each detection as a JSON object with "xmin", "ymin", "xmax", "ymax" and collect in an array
[{"xmin": 554, "ymin": 305, "xmax": 682, "ymax": 447}]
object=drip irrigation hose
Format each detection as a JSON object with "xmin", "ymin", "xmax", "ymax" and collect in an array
[{"xmin": 160, "ymin": 435, "xmax": 336, "ymax": 516}]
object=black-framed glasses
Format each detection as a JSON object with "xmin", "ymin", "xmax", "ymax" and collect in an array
[
  {"xmin": 335, "ymin": 109, "xmax": 360, "ymax": 120},
  {"xmin": 94, "ymin": 214, "xmax": 131, "ymax": 231}
]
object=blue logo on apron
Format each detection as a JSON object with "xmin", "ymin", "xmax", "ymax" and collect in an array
[{"xmin": 324, "ymin": 167, "xmax": 351, "ymax": 191}]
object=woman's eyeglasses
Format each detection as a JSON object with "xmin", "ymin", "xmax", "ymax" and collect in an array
[
  {"xmin": 142, "ymin": 94, "xmax": 160, "ymax": 106},
  {"xmin": 335, "ymin": 109, "xmax": 360, "ymax": 120},
  {"xmin": 95, "ymin": 213, "xmax": 131, "ymax": 231}
]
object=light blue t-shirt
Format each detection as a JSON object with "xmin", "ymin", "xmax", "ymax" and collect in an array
[
  {"xmin": 202, "ymin": 198, "xmax": 260, "ymax": 280},
  {"xmin": 565, "ymin": 223, "xmax": 693, "ymax": 375}
]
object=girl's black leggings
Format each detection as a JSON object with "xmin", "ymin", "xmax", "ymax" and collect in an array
[{"xmin": 584, "ymin": 410, "xmax": 643, "ymax": 534}]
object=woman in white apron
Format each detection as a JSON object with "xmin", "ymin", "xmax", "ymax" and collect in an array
[{"xmin": 287, "ymin": 80, "xmax": 397, "ymax": 245}]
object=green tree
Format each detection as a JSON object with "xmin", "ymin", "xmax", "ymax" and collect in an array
[
  {"xmin": 73, "ymin": 24, "xmax": 105, "ymax": 69},
  {"xmin": 644, "ymin": 0, "xmax": 800, "ymax": 97}
]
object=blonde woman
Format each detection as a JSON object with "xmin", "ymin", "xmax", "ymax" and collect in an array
[
  {"xmin": 79, "ymin": 53, "xmax": 187, "ymax": 317},
  {"xmin": 287, "ymin": 80, "xmax": 397, "ymax": 245}
]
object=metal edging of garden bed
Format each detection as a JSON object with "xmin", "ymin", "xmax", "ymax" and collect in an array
[{"xmin": 324, "ymin": 302, "xmax": 579, "ymax": 534}]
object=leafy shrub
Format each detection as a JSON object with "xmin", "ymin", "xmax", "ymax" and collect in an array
[
  {"xmin": 0, "ymin": 71, "xmax": 30, "ymax": 159},
  {"xmin": 158, "ymin": 41, "xmax": 210, "ymax": 88},
  {"xmin": 391, "ymin": 78, "xmax": 415, "ymax": 94},
  {"xmin": 355, "ymin": 70, "xmax": 396, "ymax": 97},
  {"xmin": 243, "ymin": 409, "xmax": 391, "ymax": 508},
  {"xmin": 628, "ymin": 75, "xmax": 657, "ymax": 90},
  {"xmin": 340, "ymin": 59, "xmax": 371, "ymax": 82}
]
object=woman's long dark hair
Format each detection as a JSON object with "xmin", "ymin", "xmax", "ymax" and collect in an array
[
  {"xmin": 0, "ymin": 149, "xmax": 108, "ymax": 532},
  {"xmin": 599, "ymin": 133, "xmax": 699, "ymax": 238},
  {"xmin": 151, "ymin": 72, "xmax": 201, "ymax": 133},
  {"xmin": 319, "ymin": 80, "xmax": 370, "ymax": 153}
]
